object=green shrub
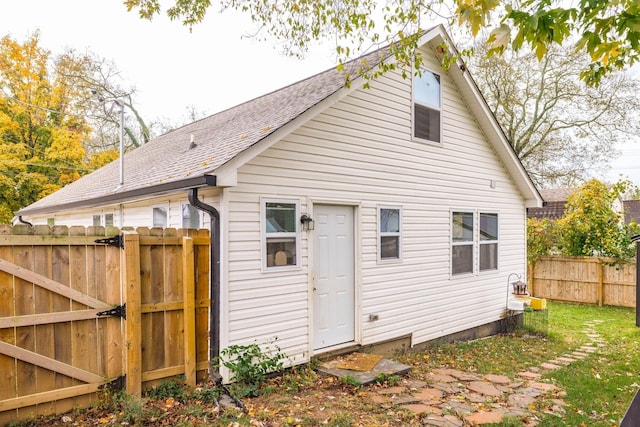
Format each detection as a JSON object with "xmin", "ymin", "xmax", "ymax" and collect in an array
[{"xmin": 215, "ymin": 340, "xmax": 287, "ymax": 397}]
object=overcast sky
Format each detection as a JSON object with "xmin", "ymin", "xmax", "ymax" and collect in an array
[
  {"xmin": 0, "ymin": 0, "xmax": 336, "ymax": 120},
  {"xmin": 2, "ymin": 1, "xmax": 639, "ymax": 187}
]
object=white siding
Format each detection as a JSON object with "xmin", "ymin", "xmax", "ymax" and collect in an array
[
  {"xmin": 23, "ymin": 191, "xmax": 220, "ymax": 229},
  {"xmin": 224, "ymin": 51, "xmax": 528, "ymax": 362}
]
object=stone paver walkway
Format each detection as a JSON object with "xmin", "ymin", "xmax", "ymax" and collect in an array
[{"xmin": 364, "ymin": 320, "xmax": 605, "ymax": 426}]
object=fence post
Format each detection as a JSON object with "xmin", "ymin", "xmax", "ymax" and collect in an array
[
  {"xmin": 597, "ymin": 261, "xmax": 604, "ymax": 307},
  {"xmin": 182, "ymin": 236, "xmax": 196, "ymax": 388},
  {"xmin": 528, "ymin": 262, "xmax": 534, "ymax": 296},
  {"xmin": 122, "ymin": 231, "xmax": 142, "ymax": 397}
]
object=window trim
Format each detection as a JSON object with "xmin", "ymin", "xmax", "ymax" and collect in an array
[
  {"xmin": 450, "ymin": 209, "xmax": 500, "ymax": 277},
  {"xmin": 377, "ymin": 205, "xmax": 402, "ymax": 263},
  {"xmin": 261, "ymin": 197, "xmax": 301, "ymax": 271},
  {"xmin": 412, "ymin": 66, "xmax": 443, "ymax": 144}
]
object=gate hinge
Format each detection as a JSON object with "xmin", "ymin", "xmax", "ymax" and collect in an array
[
  {"xmin": 94, "ymin": 235, "xmax": 124, "ymax": 249},
  {"xmin": 97, "ymin": 304, "xmax": 126, "ymax": 319},
  {"xmin": 99, "ymin": 375, "xmax": 126, "ymax": 392}
]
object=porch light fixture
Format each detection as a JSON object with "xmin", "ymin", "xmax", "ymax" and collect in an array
[{"xmin": 300, "ymin": 214, "xmax": 314, "ymax": 231}]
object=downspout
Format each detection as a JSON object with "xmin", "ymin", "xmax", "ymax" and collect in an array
[
  {"xmin": 188, "ymin": 188, "xmax": 222, "ymax": 383},
  {"xmin": 17, "ymin": 216, "xmax": 33, "ymax": 227}
]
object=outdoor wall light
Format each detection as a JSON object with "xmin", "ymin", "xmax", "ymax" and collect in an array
[{"xmin": 300, "ymin": 214, "xmax": 314, "ymax": 231}]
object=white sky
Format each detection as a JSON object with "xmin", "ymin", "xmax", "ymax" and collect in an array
[
  {"xmin": 1, "ymin": 0, "xmax": 639, "ymax": 187},
  {"xmin": 0, "ymin": 0, "xmax": 336, "ymax": 120}
]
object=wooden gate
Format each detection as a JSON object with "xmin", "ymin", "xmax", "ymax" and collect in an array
[{"xmin": 0, "ymin": 225, "xmax": 211, "ymax": 425}]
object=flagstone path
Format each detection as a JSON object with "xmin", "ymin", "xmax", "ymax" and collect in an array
[{"xmin": 366, "ymin": 320, "xmax": 605, "ymax": 426}]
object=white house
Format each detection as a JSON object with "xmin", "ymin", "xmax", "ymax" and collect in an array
[{"xmin": 17, "ymin": 26, "xmax": 542, "ymax": 372}]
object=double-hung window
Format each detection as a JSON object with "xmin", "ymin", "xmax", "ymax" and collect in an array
[
  {"xmin": 413, "ymin": 68, "xmax": 441, "ymax": 143},
  {"xmin": 480, "ymin": 213, "xmax": 498, "ymax": 271},
  {"xmin": 451, "ymin": 211, "xmax": 499, "ymax": 275},
  {"xmin": 264, "ymin": 199, "xmax": 298, "ymax": 269},
  {"xmin": 378, "ymin": 206, "xmax": 401, "ymax": 261},
  {"xmin": 92, "ymin": 213, "xmax": 114, "ymax": 227},
  {"xmin": 452, "ymin": 211, "xmax": 474, "ymax": 275}
]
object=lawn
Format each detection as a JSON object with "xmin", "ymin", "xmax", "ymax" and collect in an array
[{"xmin": 11, "ymin": 302, "xmax": 640, "ymax": 426}]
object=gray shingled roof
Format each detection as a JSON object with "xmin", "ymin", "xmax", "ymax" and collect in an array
[{"xmin": 18, "ymin": 48, "xmax": 390, "ymax": 215}]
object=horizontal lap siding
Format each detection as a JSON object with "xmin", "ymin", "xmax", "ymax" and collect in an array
[
  {"xmin": 27, "ymin": 192, "xmax": 220, "ymax": 229},
  {"xmin": 226, "ymin": 54, "xmax": 526, "ymax": 358}
]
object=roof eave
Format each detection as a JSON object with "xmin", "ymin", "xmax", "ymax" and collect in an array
[{"xmin": 17, "ymin": 174, "xmax": 217, "ymax": 217}]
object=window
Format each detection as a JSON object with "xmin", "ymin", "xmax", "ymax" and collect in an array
[
  {"xmin": 47, "ymin": 218, "xmax": 55, "ymax": 227},
  {"xmin": 182, "ymin": 204, "xmax": 200, "ymax": 228},
  {"xmin": 264, "ymin": 200, "xmax": 298, "ymax": 268},
  {"xmin": 480, "ymin": 213, "xmax": 498, "ymax": 271},
  {"xmin": 153, "ymin": 207, "xmax": 168, "ymax": 228},
  {"xmin": 451, "ymin": 211, "xmax": 499, "ymax": 275},
  {"xmin": 413, "ymin": 68, "xmax": 441, "ymax": 143},
  {"xmin": 92, "ymin": 215, "xmax": 101, "ymax": 227},
  {"xmin": 452, "ymin": 211, "xmax": 474, "ymax": 275},
  {"xmin": 379, "ymin": 207, "xmax": 401, "ymax": 260},
  {"xmin": 104, "ymin": 214, "xmax": 114, "ymax": 227}
]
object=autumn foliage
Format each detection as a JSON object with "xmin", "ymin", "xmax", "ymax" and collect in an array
[
  {"xmin": 0, "ymin": 33, "xmax": 117, "ymax": 223},
  {"xmin": 527, "ymin": 179, "xmax": 640, "ymax": 262}
]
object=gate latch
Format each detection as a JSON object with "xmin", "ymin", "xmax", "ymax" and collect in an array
[
  {"xmin": 97, "ymin": 304, "xmax": 126, "ymax": 319},
  {"xmin": 94, "ymin": 235, "xmax": 124, "ymax": 249}
]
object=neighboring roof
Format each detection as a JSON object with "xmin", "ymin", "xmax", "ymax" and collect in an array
[
  {"xmin": 527, "ymin": 201, "xmax": 567, "ymax": 220},
  {"xmin": 526, "ymin": 188, "xmax": 577, "ymax": 220},
  {"xmin": 538, "ymin": 188, "xmax": 578, "ymax": 202},
  {"xmin": 18, "ymin": 25, "xmax": 542, "ymax": 217}
]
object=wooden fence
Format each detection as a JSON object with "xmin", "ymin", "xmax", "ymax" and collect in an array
[
  {"xmin": 0, "ymin": 225, "xmax": 211, "ymax": 425},
  {"xmin": 529, "ymin": 256, "xmax": 636, "ymax": 307}
]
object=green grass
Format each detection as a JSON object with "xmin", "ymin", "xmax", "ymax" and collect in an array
[
  {"xmin": 11, "ymin": 302, "xmax": 640, "ymax": 427},
  {"xmin": 538, "ymin": 302, "xmax": 640, "ymax": 426},
  {"xmin": 401, "ymin": 302, "xmax": 640, "ymax": 426}
]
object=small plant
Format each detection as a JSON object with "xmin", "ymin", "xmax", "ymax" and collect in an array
[
  {"xmin": 373, "ymin": 372, "xmax": 400, "ymax": 386},
  {"xmin": 215, "ymin": 339, "xmax": 287, "ymax": 398},
  {"xmin": 145, "ymin": 376, "xmax": 187, "ymax": 400},
  {"xmin": 340, "ymin": 374, "xmax": 360, "ymax": 387}
]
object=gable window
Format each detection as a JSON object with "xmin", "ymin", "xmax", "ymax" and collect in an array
[
  {"xmin": 263, "ymin": 199, "xmax": 298, "ymax": 269},
  {"xmin": 452, "ymin": 211, "xmax": 474, "ymax": 275},
  {"xmin": 153, "ymin": 206, "xmax": 168, "ymax": 228},
  {"xmin": 378, "ymin": 206, "xmax": 401, "ymax": 261},
  {"xmin": 413, "ymin": 68, "xmax": 441, "ymax": 143},
  {"xmin": 480, "ymin": 213, "xmax": 498, "ymax": 271},
  {"xmin": 182, "ymin": 204, "xmax": 200, "ymax": 228}
]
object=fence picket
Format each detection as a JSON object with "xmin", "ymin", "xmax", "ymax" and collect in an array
[
  {"xmin": 530, "ymin": 256, "xmax": 637, "ymax": 307},
  {"xmin": 0, "ymin": 225, "xmax": 211, "ymax": 423}
]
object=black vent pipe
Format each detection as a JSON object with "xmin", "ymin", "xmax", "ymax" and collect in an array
[{"xmin": 188, "ymin": 188, "xmax": 221, "ymax": 382}]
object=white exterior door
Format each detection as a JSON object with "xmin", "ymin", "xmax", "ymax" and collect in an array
[{"xmin": 313, "ymin": 204, "xmax": 355, "ymax": 350}]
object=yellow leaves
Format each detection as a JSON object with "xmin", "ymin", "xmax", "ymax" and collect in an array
[
  {"xmin": 88, "ymin": 149, "xmax": 119, "ymax": 170},
  {"xmin": 46, "ymin": 128, "xmax": 86, "ymax": 165}
]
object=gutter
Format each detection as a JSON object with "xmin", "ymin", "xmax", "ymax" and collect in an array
[
  {"xmin": 188, "ymin": 187, "xmax": 222, "ymax": 383},
  {"xmin": 17, "ymin": 175, "xmax": 217, "ymax": 217}
]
